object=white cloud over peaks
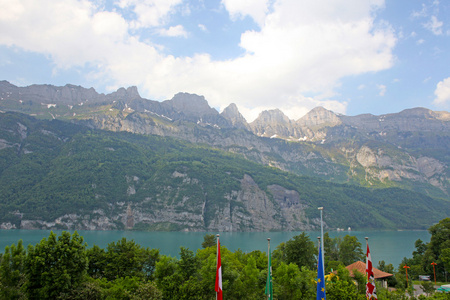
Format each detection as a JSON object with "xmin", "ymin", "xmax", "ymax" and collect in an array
[
  {"xmin": 220, "ymin": 0, "xmax": 395, "ymax": 110},
  {"xmin": 433, "ymin": 77, "xmax": 450, "ymax": 107},
  {"xmin": 0, "ymin": 0, "xmax": 396, "ymax": 122}
]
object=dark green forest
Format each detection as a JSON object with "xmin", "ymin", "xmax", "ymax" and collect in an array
[{"xmin": 0, "ymin": 112, "xmax": 449, "ymax": 230}]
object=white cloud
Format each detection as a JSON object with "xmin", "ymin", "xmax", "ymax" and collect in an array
[
  {"xmin": 424, "ymin": 15, "xmax": 443, "ymax": 35},
  {"xmin": 116, "ymin": 0, "xmax": 183, "ymax": 28},
  {"xmin": 158, "ymin": 25, "xmax": 188, "ymax": 38},
  {"xmin": 221, "ymin": 0, "xmax": 271, "ymax": 27},
  {"xmin": 198, "ymin": 24, "xmax": 207, "ymax": 32},
  {"xmin": 235, "ymin": 95, "xmax": 348, "ymax": 122},
  {"xmin": 377, "ymin": 84, "xmax": 386, "ymax": 96},
  {"xmin": 433, "ymin": 77, "xmax": 450, "ymax": 107},
  {"xmin": 411, "ymin": 4, "xmax": 427, "ymax": 19},
  {"xmin": 0, "ymin": 0, "xmax": 396, "ymax": 121}
]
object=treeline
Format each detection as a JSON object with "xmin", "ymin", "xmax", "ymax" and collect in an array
[
  {"xmin": 398, "ymin": 218, "xmax": 450, "ymax": 287},
  {"xmin": 0, "ymin": 218, "xmax": 449, "ymax": 299}
]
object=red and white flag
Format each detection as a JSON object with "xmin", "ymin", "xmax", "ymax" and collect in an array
[
  {"xmin": 366, "ymin": 243, "xmax": 377, "ymax": 300},
  {"xmin": 215, "ymin": 238, "xmax": 223, "ymax": 300}
]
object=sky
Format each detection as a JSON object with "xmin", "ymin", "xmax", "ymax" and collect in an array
[{"xmin": 0, "ymin": 0, "xmax": 449, "ymax": 122}]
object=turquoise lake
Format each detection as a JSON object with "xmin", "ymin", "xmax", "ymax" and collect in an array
[{"xmin": 0, "ymin": 229, "xmax": 430, "ymax": 268}]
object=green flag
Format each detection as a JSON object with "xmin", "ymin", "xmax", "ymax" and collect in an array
[{"xmin": 265, "ymin": 242, "xmax": 273, "ymax": 299}]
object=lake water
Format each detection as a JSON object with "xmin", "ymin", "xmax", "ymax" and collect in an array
[{"xmin": 0, "ymin": 229, "xmax": 430, "ymax": 268}]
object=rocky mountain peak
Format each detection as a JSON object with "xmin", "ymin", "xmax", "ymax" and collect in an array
[
  {"xmin": 297, "ymin": 106, "xmax": 341, "ymax": 127},
  {"xmin": 221, "ymin": 103, "xmax": 250, "ymax": 130},
  {"xmin": 165, "ymin": 92, "xmax": 218, "ymax": 117},
  {"xmin": 108, "ymin": 86, "xmax": 141, "ymax": 101},
  {"xmin": 249, "ymin": 109, "xmax": 294, "ymax": 138},
  {"xmin": 398, "ymin": 107, "xmax": 450, "ymax": 121},
  {"xmin": 222, "ymin": 103, "xmax": 240, "ymax": 116},
  {"xmin": 35, "ymin": 84, "xmax": 103, "ymax": 105},
  {"xmin": 252, "ymin": 109, "xmax": 291, "ymax": 126}
]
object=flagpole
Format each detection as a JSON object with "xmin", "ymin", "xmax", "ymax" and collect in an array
[
  {"xmin": 365, "ymin": 237, "xmax": 368, "ymax": 275},
  {"xmin": 365, "ymin": 236, "xmax": 368, "ymax": 254},
  {"xmin": 318, "ymin": 207, "xmax": 325, "ymax": 275},
  {"xmin": 317, "ymin": 236, "xmax": 321, "ymax": 254},
  {"xmin": 365, "ymin": 236, "xmax": 370, "ymax": 299},
  {"xmin": 366, "ymin": 237, "xmax": 369, "ymax": 299},
  {"xmin": 216, "ymin": 234, "xmax": 219, "ymax": 300},
  {"xmin": 267, "ymin": 238, "xmax": 271, "ymax": 300},
  {"xmin": 266, "ymin": 238, "xmax": 272, "ymax": 300}
]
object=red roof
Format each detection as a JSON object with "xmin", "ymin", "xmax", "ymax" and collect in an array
[{"xmin": 345, "ymin": 261, "xmax": 393, "ymax": 279}]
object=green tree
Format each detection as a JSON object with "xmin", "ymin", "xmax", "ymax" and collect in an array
[
  {"xmin": 201, "ymin": 234, "xmax": 216, "ymax": 249},
  {"xmin": 233, "ymin": 256, "xmax": 262, "ymax": 299},
  {"xmin": 338, "ymin": 235, "xmax": 364, "ymax": 266},
  {"xmin": 99, "ymin": 276, "xmax": 163, "ymax": 299},
  {"xmin": 104, "ymin": 238, "xmax": 159, "ymax": 281},
  {"xmin": 274, "ymin": 232, "xmax": 317, "ymax": 269},
  {"xmin": 324, "ymin": 232, "xmax": 340, "ymax": 261},
  {"xmin": 178, "ymin": 247, "xmax": 199, "ymax": 281},
  {"xmin": 86, "ymin": 244, "xmax": 107, "ymax": 279},
  {"xmin": 324, "ymin": 232, "xmax": 342, "ymax": 273},
  {"xmin": 377, "ymin": 260, "xmax": 396, "ymax": 287},
  {"xmin": 25, "ymin": 231, "xmax": 88, "ymax": 299},
  {"xmin": 154, "ymin": 255, "xmax": 180, "ymax": 300},
  {"xmin": 326, "ymin": 266, "xmax": 365, "ymax": 300},
  {"xmin": 0, "ymin": 240, "xmax": 27, "ymax": 299},
  {"xmin": 425, "ymin": 218, "xmax": 450, "ymax": 280},
  {"xmin": 441, "ymin": 248, "xmax": 450, "ymax": 277},
  {"xmin": 273, "ymin": 262, "xmax": 306, "ymax": 299},
  {"xmin": 176, "ymin": 247, "xmax": 204, "ymax": 299}
]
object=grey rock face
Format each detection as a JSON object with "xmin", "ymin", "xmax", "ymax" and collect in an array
[
  {"xmin": 15, "ymin": 174, "xmax": 314, "ymax": 231},
  {"xmin": 296, "ymin": 106, "xmax": 341, "ymax": 127},
  {"xmin": 221, "ymin": 103, "xmax": 251, "ymax": 130},
  {"xmin": 250, "ymin": 109, "xmax": 296, "ymax": 138}
]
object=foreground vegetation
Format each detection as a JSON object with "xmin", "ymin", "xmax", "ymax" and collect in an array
[{"xmin": 0, "ymin": 218, "xmax": 449, "ymax": 299}]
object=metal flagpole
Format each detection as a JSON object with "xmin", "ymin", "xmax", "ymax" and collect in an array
[
  {"xmin": 216, "ymin": 234, "xmax": 219, "ymax": 300},
  {"xmin": 366, "ymin": 237, "xmax": 369, "ymax": 299},
  {"xmin": 267, "ymin": 238, "xmax": 271, "ymax": 300},
  {"xmin": 365, "ymin": 237, "xmax": 368, "ymax": 273},
  {"xmin": 318, "ymin": 207, "xmax": 325, "ymax": 275},
  {"xmin": 317, "ymin": 236, "xmax": 321, "ymax": 254}
]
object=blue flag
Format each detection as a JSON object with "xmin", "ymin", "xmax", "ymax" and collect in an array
[{"xmin": 317, "ymin": 247, "xmax": 326, "ymax": 300}]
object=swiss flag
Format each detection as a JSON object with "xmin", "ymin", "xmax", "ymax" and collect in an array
[{"xmin": 215, "ymin": 238, "xmax": 223, "ymax": 300}]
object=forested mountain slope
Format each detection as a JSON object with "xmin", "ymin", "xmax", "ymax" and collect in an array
[
  {"xmin": 1, "ymin": 81, "xmax": 448, "ymax": 199},
  {"xmin": 0, "ymin": 111, "xmax": 448, "ymax": 231}
]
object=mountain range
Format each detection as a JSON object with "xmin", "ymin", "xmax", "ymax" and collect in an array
[{"xmin": 0, "ymin": 80, "xmax": 448, "ymax": 231}]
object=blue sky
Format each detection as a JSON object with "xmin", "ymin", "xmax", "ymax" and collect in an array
[{"xmin": 1, "ymin": 0, "xmax": 449, "ymax": 122}]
